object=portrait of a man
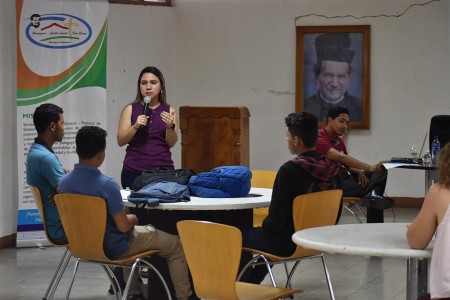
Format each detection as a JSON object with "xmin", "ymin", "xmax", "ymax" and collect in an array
[
  {"xmin": 30, "ymin": 14, "xmax": 41, "ymax": 28},
  {"xmin": 304, "ymin": 33, "xmax": 362, "ymax": 122}
]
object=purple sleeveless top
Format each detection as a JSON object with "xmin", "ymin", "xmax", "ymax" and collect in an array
[{"xmin": 123, "ymin": 101, "xmax": 174, "ymax": 172}]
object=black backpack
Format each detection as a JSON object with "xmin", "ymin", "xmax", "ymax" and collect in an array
[{"xmin": 131, "ymin": 168, "xmax": 196, "ymax": 191}]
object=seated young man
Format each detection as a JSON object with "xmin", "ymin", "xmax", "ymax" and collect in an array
[
  {"xmin": 316, "ymin": 106, "xmax": 393, "ymax": 223},
  {"xmin": 58, "ymin": 126, "xmax": 193, "ymax": 300},
  {"xmin": 26, "ymin": 103, "xmax": 67, "ymax": 244},
  {"xmin": 239, "ymin": 112, "xmax": 339, "ymax": 284}
]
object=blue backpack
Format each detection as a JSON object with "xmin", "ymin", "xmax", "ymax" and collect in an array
[{"xmin": 187, "ymin": 166, "xmax": 252, "ymax": 198}]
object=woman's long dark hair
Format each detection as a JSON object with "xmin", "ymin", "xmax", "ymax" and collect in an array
[
  {"xmin": 439, "ymin": 143, "xmax": 450, "ymax": 188},
  {"xmin": 133, "ymin": 66, "xmax": 167, "ymax": 105}
]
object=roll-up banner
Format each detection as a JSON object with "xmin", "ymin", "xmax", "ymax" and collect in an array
[{"xmin": 16, "ymin": 0, "xmax": 107, "ymax": 247}]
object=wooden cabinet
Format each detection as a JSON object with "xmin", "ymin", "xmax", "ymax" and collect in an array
[{"xmin": 179, "ymin": 106, "xmax": 250, "ymax": 173}]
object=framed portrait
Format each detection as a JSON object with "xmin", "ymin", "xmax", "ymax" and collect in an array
[{"xmin": 295, "ymin": 25, "xmax": 371, "ymax": 129}]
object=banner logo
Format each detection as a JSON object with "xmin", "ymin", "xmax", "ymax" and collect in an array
[{"xmin": 25, "ymin": 13, "xmax": 92, "ymax": 49}]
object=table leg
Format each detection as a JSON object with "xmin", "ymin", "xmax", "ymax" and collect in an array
[
  {"xmin": 425, "ymin": 169, "xmax": 438, "ymax": 192},
  {"xmin": 407, "ymin": 257, "xmax": 429, "ymax": 300}
]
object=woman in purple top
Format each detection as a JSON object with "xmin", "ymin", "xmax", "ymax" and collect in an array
[
  {"xmin": 117, "ymin": 66, "xmax": 178, "ymax": 190},
  {"xmin": 115, "ymin": 66, "xmax": 181, "ymax": 296}
]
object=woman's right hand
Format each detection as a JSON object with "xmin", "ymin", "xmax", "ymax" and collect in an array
[
  {"xmin": 117, "ymin": 104, "xmax": 141, "ymax": 146},
  {"xmin": 134, "ymin": 114, "xmax": 148, "ymax": 129}
]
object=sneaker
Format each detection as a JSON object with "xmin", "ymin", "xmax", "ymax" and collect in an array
[{"xmin": 360, "ymin": 192, "xmax": 394, "ymax": 210}]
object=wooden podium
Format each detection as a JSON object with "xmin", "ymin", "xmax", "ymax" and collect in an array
[{"xmin": 179, "ymin": 106, "xmax": 250, "ymax": 172}]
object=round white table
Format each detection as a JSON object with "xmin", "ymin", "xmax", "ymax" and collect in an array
[
  {"xmin": 122, "ymin": 187, "xmax": 272, "ymax": 210},
  {"xmin": 292, "ymin": 223, "xmax": 433, "ymax": 300}
]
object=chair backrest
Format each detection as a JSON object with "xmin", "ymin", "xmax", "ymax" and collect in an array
[
  {"xmin": 177, "ymin": 220, "xmax": 241, "ymax": 300},
  {"xmin": 54, "ymin": 193, "xmax": 109, "ymax": 261},
  {"xmin": 291, "ymin": 189, "xmax": 343, "ymax": 258},
  {"xmin": 30, "ymin": 185, "xmax": 59, "ymax": 245},
  {"xmin": 251, "ymin": 170, "xmax": 276, "ymax": 227},
  {"xmin": 251, "ymin": 170, "xmax": 277, "ymax": 188},
  {"xmin": 430, "ymin": 115, "xmax": 450, "ymax": 151}
]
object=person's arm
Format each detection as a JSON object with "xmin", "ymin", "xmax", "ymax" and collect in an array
[
  {"xmin": 44, "ymin": 156, "xmax": 66, "ymax": 204},
  {"xmin": 105, "ymin": 178, "xmax": 137, "ymax": 233},
  {"xmin": 407, "ymin": 185, "xmax": 440, "ymax": 249},
  {"xmin": 262, "ymin": 165, "xmax": 294, "ymax": 233},
  {"xmin": 112, "ymin": 209, "xmax": 138, "ymax": 233},
  {"xmin": 163, "ymin": 106, "xmax": 178, "ymax": 148},
  {"xmin": 117, "ymin": 104, "xmax": 148, "ymax": 147},
  {"xmin": 325, "ymin": 148, "xmax": 383, "ymax": 173}
]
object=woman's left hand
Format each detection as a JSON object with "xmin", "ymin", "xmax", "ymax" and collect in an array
[{"xmin": 161, "ymin": 110, "xmax": 175, "ymax": 129}]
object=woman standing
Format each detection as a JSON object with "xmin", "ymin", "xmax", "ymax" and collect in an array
[{"xmin": 117, "ymin": 66, "xmax": 178, "ymax": 190}]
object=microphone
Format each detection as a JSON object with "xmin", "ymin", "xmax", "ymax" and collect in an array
[
  {"xmin": 141, "ymin": 96, "xmax": 151, "ymax": 128},
  {"xmin": 143, "ymin": 96, "xmax": 151, "ymax": 116}
]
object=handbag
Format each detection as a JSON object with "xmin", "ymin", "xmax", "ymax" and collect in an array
[{"xmin": 131, "ymin": 168, "xmax": 196, "ymax": 191}]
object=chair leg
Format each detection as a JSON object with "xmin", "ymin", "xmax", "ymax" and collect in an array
[
  {"xmin": 122, "ymin": 261, "xmax": 138, "ymax": 300},
  {"xmin": 122, "ymin": 258, "xmax": 172, "ymax": 300},
  {"xmin": 141, "ymin": 260, "xmax": 172, "ymax": 300},
  {"xmin": 319, "ymin": 254, "xmax": 335, "ymax": 300},
  {"xmin": 102, "ymin": 265, "xmax": 122, "ymax": 300},
  {"xmin": 259, "ymin": 255, "xmax": 277, "ymax": 287},
  {"xmin": 236, "ymin": 257, "xmax": 254, "ymax": 282},
  {"xmin": 285, "ymin": 260, "xmax": 301, "ymax": 289},
  {"xmin": 44, "ymin": 248, "xmax": 71, "ymax": 300},
  {"xmin": 353, "ymin": 202, "xmax": 367, "ymax": 218},
  {"xmin": 236, "ymin": 254, "xmax": 277, "ymax": 287},
  {"xmin": 283, "ymin": 263, "xmax": 290, "ymax": 288},
  {"xmin": 343, "ymin": 204, "xmax": 363, "ymax": 223},
  {"xmin": 64, "ymin": 259, "xmax": 80, "ymax": 300}
]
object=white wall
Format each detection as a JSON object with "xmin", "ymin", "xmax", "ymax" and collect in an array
[
  {"xmin": 106, "ymin": 4, "xmax": 176, "ymax": 182},
  {"xmin": 1, "ymin": 0, "xmax": 449, "ymax": 239},
  {"xmin": 169, "ymin": 0, "xmax": 450, "ymax": 198}
]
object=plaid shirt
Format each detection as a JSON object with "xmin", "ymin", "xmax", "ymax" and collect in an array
[{"xmin": 290, "ymin": 155, "xmax": 339, "ymax": 193}]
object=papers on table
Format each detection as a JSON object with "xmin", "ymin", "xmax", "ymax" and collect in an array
[{"xmin": 383, "ymin": 162, "xmax": 421, "ymax": 169}]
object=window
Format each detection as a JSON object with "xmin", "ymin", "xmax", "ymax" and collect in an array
[{"xmin": 109, "ymin": 0, "xmax": 171, "ymax": 7}]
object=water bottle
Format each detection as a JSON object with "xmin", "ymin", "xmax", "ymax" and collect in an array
[{"xmin": 431, "ymin": 136, "xmax": 440, "ymax": 165}]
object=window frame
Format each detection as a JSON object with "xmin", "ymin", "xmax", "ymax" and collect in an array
[{"xmin": 108, "ymin": 0, "xmax": 171, "ymax": 7}]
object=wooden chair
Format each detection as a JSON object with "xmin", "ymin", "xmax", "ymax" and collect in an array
[
  {"xmin": 54, "ymin": 193, "xmax": 171, "ymax": 300},
  {"xmin": 30, "ymin": 186, "xmax": 71, "ymax": 300},
  {"xmin": 251, "ymin": 170, "xmax": 277, "ymax": 227},
  {"xmin": 342, "ymin": 196, "xmax": 366, "ymax": 223},
  {"xmin": 177, "ymin": 220, "xmax": 300, "ymax": 300},
  {"xmin": 238, "ymin": 189, "xmax": 343, "ymax": 300}
]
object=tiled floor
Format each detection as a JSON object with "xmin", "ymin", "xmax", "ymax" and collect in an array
[{"xmin": 0, "ymin": 206, "xmax": 420, "ymax": 300}]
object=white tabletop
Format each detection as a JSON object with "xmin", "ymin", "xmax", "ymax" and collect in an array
[
  {"xmin": 292, "ymin": 223, "xmax": 433, "ymax": 259},
  {"xmin": 122, "ymin": 187, "xmax": 272, "ymax": 211}
]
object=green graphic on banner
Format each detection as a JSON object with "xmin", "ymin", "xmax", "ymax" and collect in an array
[{"xmin": 17, "ymin": 23, "xmax": 107, "ymax": 106}]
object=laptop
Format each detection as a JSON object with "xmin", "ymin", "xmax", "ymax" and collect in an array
[{"xmin": 391, "ymin": 132, "xmax": 428, "ymax": 164}]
